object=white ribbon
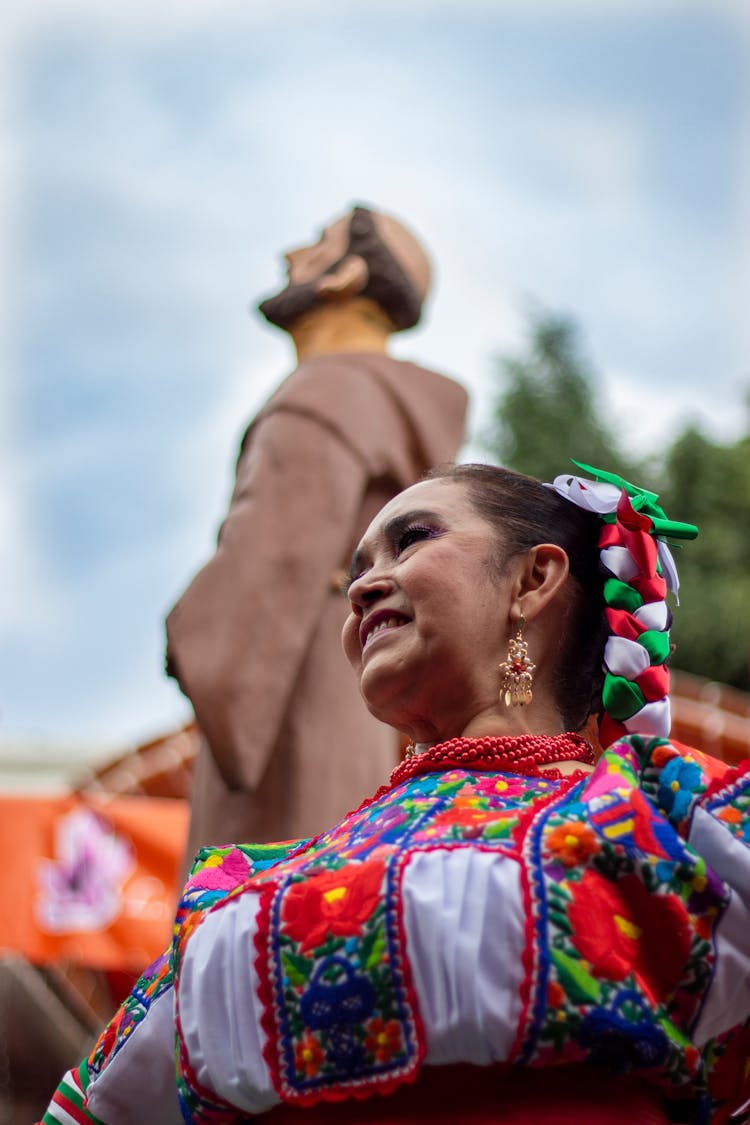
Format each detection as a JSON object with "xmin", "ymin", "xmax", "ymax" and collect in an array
[
  {"xmin": 600, "ymin": 545, "xmax": 639, "ymax": 582},
  {"xmin": 604, "ymin": 636, "xmax": 650, "ymax": 679},
  {"xmin": 548, "ymin": 474, "xmax": 621, "ymax": 515},
  {"xmin": 623, "ymin": 697, "xmax": 671, "ymax": 738},
  {"xmin": 634, "ymin": 602, "xmax": 669, "ymax": 631}
]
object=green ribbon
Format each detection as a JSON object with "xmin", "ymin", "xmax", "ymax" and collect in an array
[
  {"xmin": 571, "ymin": 460, "xmax": 699, "ymax": 541},
  {"xmin": 638, "ymin": 629, "xmax": 671, "ymax": 665},
  {"xmin": 603, "ymin": 577, "xmax": 644, "ymax": 613},
  {"xmin": 602, "ymin": 674, "xmax": 646, "ymax": 721}
]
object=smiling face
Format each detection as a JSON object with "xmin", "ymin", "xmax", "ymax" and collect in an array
[{"xmin": 342, "ymin": 478, "xmax": 523, "ymax": 743}]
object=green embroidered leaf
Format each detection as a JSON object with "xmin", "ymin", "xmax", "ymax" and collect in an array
[
  {"xmin": 660, "ymin": 1017, "xmax": 691, "ymax": 1048},
  {"xmin": 548, "ymin": 909, "xmax": 573, "ymax": 935},
  {"xmin": 550, "ymin": 948, "xmax": 602, "ymax": 1004},
  {"xmin": 484, "ymin": 818, "xmax": 515, "ymax": 839},
  {"xmin": 363, "ymin": 927, "xmax": 387, "ymax": 970},
  {"xmin": 281, "ymin": 950, "xmax": 311, "ymax": 987}
]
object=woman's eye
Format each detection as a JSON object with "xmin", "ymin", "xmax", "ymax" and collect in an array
[{"xmin": 396, "ymin": 526, "xmax": 433, "ymax": 554}]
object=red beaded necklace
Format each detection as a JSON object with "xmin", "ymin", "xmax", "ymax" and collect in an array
[{"xmin": 390, "ymin": 732, "xmax": 596, "ymax": 787}]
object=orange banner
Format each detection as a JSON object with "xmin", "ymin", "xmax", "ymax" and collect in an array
[{"xmin": 0, "ymin": 794, "xmax": 187, "ymax": 971}]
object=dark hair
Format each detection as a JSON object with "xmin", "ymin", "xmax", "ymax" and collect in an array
[
  {"xmin": 347, "ymin": 206, "xmax": 423, "ymax": 331},
  {"xmin": 427, "ymin": 463, "xmax": 607, "ymax": 731}
]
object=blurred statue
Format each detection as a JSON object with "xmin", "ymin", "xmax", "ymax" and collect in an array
[{"xmin": 166, "ymin": 204, "xmax": 468, "ymax": 866}]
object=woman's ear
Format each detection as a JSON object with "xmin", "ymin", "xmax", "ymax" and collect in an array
[
  {"xmin": 314, "ymin": 254, "xmax": 369, "ymax": 299},
  {"xmin": 513, "ymin": 543, "xmax": 569, "ymax": 624}
]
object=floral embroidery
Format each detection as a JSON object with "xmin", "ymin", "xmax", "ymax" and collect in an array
[
  {"xmin": 516, "ymin": 737, "xmax": 731, "ymax": 1118},
  {"xmin": 546, "ymin": 821, "xmax": 600, "ymax": 867},
  {"xmin": 170, "ymin": 735, "xmax": 744, "ymax": 1124},
  {"xmin": 256, "ymin": 767, "xmax": 557, "ymax": 1107},
  {"xmin": 294, "ymin": 1032, "xmax": 326, "ymax": 1078},
  {"xmin": 657, "ymin": 756, "xmax": 704, "ymax": 823},
  {"xmin": 88, "ymin": 949, "xmax": 172, "ymax": 1076},
  {"xmin": 365, "ymin": 1017, "xmax": 404, "ymax": 1063},
  {"xmin": 702, "ymin": 760, "xmax": 750, "ymax": 846},
  {"xmin": 567, "ymin": 870, "xmax": 691, "ymax": 1004},
  {"xmin": 281, "ymin": 858, "xmax": 385, "ymax": 952}
]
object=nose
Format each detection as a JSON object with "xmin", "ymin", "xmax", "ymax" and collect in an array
[{"xmin": 347, "ymin": 567, "xmax": 394, "ymax": 615}]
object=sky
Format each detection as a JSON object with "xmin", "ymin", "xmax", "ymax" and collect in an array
[{"xmin": 1, "ymin": 0, "xmax": 748, "ymax": 757}]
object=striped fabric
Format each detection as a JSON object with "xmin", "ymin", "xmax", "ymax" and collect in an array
[{"xmin": 40, "ymin": 1064, "xmax": 102, "ymax": 1125}]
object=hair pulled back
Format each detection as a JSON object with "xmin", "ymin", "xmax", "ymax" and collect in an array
[{"xmin": 427, "ymin": 463, "xmax": 607, "ymax": 732}]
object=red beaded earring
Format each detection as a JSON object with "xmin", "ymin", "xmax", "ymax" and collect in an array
[{"xmin": 498, "ymin": 615, "xmax": 535, "ymax": 706}]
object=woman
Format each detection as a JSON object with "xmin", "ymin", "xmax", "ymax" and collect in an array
[{"xmin": 43, "ymin": 463, "xmax": 750, "ymax": 1125}]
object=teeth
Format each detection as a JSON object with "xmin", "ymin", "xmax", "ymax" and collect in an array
[{"xmin": 364, "ymin": 617, "xmax": 403, "ymax": 649}]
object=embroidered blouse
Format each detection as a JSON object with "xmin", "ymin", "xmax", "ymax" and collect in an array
[{"xmin": 42, "ymin": 735, "xmax": 750, "ymax": 1125}]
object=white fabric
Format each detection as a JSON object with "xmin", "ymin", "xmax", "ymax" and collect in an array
[
  {"xmin": 175, "ymin": 849, "xmax": 526, "ymax": 1107},
  {"xmin": 600, "ymin": 545, "xmax": 639, "ymax": 582},
  {"xmin": 688, "ymin": 806, "xmax": 750, "ymax": 1045},
  {"xmin": 634, "ymin": 601, "xmax": 669, "ymax": 631},
  {"xmin": 604, "ymin": 636, "xmax": 650, "ymax": 679},
  {"xmin": 657, "ymin": 540, "xmax": 680, "ymax": 597},
  {"xmin": 401, "ymin": 848, "xmax": 525, "ymax": 1065},
  {"xmin": 177, "ymin": 891, "xmax": 278, "ymax": 1115},
  {"xmin": 548, "ymin": 475, "xmax": 622, "ymax": 514},
  {"xmin": 623, "ymin": 698, "xmax": 671, "ymax": 736},
  {"xmin": 86, "ymin": 987, "xmax": 182, "ymax": 1125}
]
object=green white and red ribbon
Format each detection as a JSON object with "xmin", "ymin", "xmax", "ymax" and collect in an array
[{"xmin": 547, "ymin": 461, "xmax": 698, "ymax": 748}]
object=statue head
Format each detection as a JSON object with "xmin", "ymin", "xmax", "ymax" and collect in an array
[{"xmin": 258, "ymin": 205, "xmax": 431, "ymax": 334}]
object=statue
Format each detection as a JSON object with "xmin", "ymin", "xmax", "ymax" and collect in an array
[{"xmin": 166, "ymin": 204, "xmax": 468, "ymax": 865}]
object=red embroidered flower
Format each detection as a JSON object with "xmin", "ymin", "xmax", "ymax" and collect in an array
[
  {"xmin": 568, "ymin": 869, "xmax": 691, "ymax": 1003},
  {"xmin": 365, "ymin": 1017, "xmax": 403, "ymax": 1063},
  {"xmin": 546, "ymin": 821, "xmax": 600, "ymax": 867},
  {"xmin": 431, "ymin": 806, "xmax": 503, "ymax": 832},
  {"xmin": 281, "ymin": 858, "xmax": 385, "ymax": 952},
  {"xmin": 294, "ymin": 1031, "xmax": 325, "ymax": 1078},
  {"xmin": 651, "ymin": 744, "xmax": 679, "ymax": 769}
]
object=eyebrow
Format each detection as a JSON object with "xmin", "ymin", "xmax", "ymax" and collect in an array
[{"xmin": 348, "ymin": 509, "xmax": 444, "ymax": 583}]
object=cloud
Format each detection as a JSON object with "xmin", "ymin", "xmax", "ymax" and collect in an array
[{"xmin": 1, "ymin": 0, "xmax": 747, "ymax": 747}]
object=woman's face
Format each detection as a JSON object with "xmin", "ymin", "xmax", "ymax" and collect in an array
[{"xmin": 342, "ymin": 478, "xmax": 520, "ymax": 741}]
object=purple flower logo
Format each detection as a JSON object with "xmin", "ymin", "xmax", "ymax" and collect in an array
[{"xmin": 36, "ymin": 807, "xmax": 135, "ymax": 933}]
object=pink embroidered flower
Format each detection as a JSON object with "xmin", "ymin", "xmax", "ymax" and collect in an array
[
  {"xmin": 282, "ymin": 858, "xmax": 385, "ymax": 952},
  {"xmin": 295, "ymin": 1032, "xmax": 325, "ymax": 1078},
  {"xmin": 473, "ymin": 774, "xmax": 529, "ymax": 800},
  {"xmin": 185, "ymin": 848, "xmax": 253, "ymax": 893},
  {"xmin": 546, "ymin": 821, "xmax": 600, "ymax": 868},
  {"xmin": 365, "ymin": 1017, "xmax": 403, "ymax": 1063}
]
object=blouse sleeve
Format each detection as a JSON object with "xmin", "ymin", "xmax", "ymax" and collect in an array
[
  {"xmin": 686, "ymin": 761, "xmax": 750, "ymax": 1045},
  {"xmin": 173, "ymin": 848, "xmax": 529, "ymax": 1117}
]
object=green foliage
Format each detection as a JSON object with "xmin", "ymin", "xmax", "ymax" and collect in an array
[
  {"xmin": 482, "ymin": 311, "xmax": 750, "ymax": 690},
  {"xmin": 482, "ymin": 313, "xmax": 640, "ymax": 483},
  {"xmin": 661, "ymin": 430, "xmax": 750, "ymax": 689}
]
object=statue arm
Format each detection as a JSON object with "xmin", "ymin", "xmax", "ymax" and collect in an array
[{"xmin": 165, "ymin": 407, "xmax": 369, "ymax": 791}]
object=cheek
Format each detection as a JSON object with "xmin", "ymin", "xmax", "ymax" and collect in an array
[{"xmin": 341, "ymin": 612, "xmax": 361, "ymax": 668}]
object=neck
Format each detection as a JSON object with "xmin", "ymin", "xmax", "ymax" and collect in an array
[{"xmin": 289, "ymin": 299, "xmax": 394, "ymax": 361}]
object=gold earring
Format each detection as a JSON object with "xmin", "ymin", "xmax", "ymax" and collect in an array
[{"xmin": 498, "ymin": 615, "xmax": 535, "ymax": 706}]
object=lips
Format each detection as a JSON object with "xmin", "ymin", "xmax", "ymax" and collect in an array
[{"xmin": 360, "ymin": 611, "xmax": 411, "ymax": 652}]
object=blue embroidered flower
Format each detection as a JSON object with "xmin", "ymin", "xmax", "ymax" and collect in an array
[
  {"xmin": 578, "ymin": 990, "xmax": 669, "ymax": 1073},
  {"xmin": 657, "ymin": 757, "xmax": 703, "ymax": 823},
  {"xmin": 300, "ymin": 957, "xmax": 376, "ymax": 1030}
]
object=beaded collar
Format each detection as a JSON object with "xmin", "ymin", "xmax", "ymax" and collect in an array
[{"xmin": 390, "ymin": 733, "xmax": 596, "ymax": 787}]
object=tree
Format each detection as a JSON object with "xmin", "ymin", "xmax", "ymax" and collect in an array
[
  {"xmin": 482, "ymin": 312, "xmax": 639, "ymax": 483},
  {"xmin": 661, "ymin": 429, "xmax": 750, "ymax": 690},
  {"xmin": 483, "ymin": 310, "xmax": 750, "ymax": 691}
]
